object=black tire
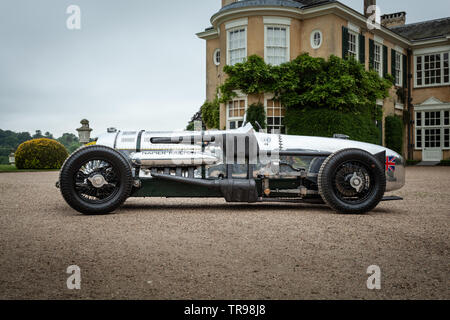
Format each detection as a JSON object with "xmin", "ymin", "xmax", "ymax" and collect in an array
[
  {"xmin": 317, "ymin": 148, "xmax": 386, "ymax": 214},
  {"xmin": 59, "ymin": 146, "xmax": 133, "ymax": 215}
]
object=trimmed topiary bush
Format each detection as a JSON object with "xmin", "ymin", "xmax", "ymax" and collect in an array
[
  {"xmin": 15, "ymin": 138, "xmax": 69, "ymax": 169},
  {"xmin": 385, "ymin": 115, "xmax": 404, "ymax": 154}
]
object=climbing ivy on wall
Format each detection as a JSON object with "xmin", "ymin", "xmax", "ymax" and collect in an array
[
  {"xmin": 218, "ymin": 54, "xmax": 393, "ymax": 144},
  {"xmin": 200, "ymin": 98, "xmax": 220, "ymax": 129}
]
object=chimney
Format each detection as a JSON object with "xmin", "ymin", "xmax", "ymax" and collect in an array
[
  {"xmin": 222, "ymin": 0, "xmax": 236, "ymax": 7},
  {"xmin": 364, "ymin": 0, "xmax": 377, "ymax": 18},
  {"xmin": 381, "ymin": 12, "xmax": 407, "ymax": 28}
]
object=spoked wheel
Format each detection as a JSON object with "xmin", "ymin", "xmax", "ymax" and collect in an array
[
  {"xmin": 75, "ymin": 159, "xmax": 121, "ymax": 203},
  {"xmin": 59, "ymin": 146, "xmax": 133, "ymax": 215},
  {"xmin": 318, "ymin": 149, "xmax": 386, "ymax": 214}
]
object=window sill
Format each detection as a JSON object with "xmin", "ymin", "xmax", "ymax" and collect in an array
[{"xmin": 414, "ymin": 83, "xmax": 450, "ymax": 89}]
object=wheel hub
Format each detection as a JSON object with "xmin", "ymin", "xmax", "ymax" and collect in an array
[
  {"xmin": 88, "ymin": 174, "xmax": 108, "ymax": 189},
  {"xmin": 334, "ymin": 162, "xmax": 370, "ymax": 198},
  {"xmin": 349, "ymin": 172, "xmax": 364, "ymax": 193}
]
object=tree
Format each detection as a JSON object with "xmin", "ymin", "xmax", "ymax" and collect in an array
[
  {"xmin": 32, "ymin": 130, "xmax": 44, "ymax": 139},
  {"xmin": 44, "ymin": 131, "xmax": 54, "ymax": 139},
  {"xmin": 186, "ymin": 109, "xmax": 203, "ymax": 131},
  {"xmin": 57, "ymin": 133, "xmax": 81, "ymax": 153},
  {"xmin": 57, "ymin": 133, "xmax": 78, "ymax": 146},
  {"xmin": 0, "ymin": 129, "xmax": 32, "ymax": 164},
  {"xmin": 0, "ymin": 129, "xmax": 83, "ymax": 164},
  {"xmin": 17, "ymin": 132, "xmax": 32, "ymax": 144}
]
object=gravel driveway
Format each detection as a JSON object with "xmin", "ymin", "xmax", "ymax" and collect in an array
[{"xmin": 0, "ymin": 167, "xmax": 448, "ymax": 299}]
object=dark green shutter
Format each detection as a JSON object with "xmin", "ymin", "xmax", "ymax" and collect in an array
[
  {"xmin": 359, "ymin": 34, "xmax": 365, "ymax": 65},
  {"xmin": 383, "ymin": 45, "xmax": 388, "ymax": 78},
  {"xmin": 391, "ymin": 49, "xmax": 396, "ymax": 78},
  {"xmin": 342, "ymin": 26, "xmax": 349, "ymax": 59},
  {"xmin": 403, "ymin": 54, "xmax": 407, "ymax": 89},
  {"xmin": 369, "ymin": 39, "xmax": 375, "ymax": 70}
]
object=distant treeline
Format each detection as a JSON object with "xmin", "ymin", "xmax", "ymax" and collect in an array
[{"xmin": 0, "ymin": 129, "xmax": 81, "ymax": 164}]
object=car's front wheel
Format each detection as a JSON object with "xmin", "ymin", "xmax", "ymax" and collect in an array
[
  {"xmin": 317, "ymin": 149, "xmax": 386, "ymax": 214},
  {"xmin": 59, "ymin": 146, "xmax": 133, "ymax": 215}
]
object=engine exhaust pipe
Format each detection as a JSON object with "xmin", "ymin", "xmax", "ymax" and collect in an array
[
  {"xmin": 151, "ymin": 173, "xmax": 258, "ymax": 203},
  {"xmin": 130, "ymin": 152, "xmax": 219, "ymax": 167}
]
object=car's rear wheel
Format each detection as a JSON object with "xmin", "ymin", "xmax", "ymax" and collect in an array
[
  {"xmin": 318, "ymin": 149, "xmax": 386, "ymax": 214},
  {"xmin": 59, "ymin": 146, "xmax": 133, "ymax": 215}
]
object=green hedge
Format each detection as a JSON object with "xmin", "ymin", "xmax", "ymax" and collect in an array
[
  {"xmin": 246, "ymin": 103, "xmax": 267, "ymax": 130},
  {"xmin": 284, "ymin": 107, "xmax": 380, "ymax": 144},
  {"xmin": 385, "ymin": 115, "xmax": 404, "ymax": 154},
  {"xmin": 439, "ymin": 160, "xmax": 450, "ymax": 166},
  {"xmin": 406, "ymin": 160, "xmax": 420, "ymax": 166},
  {"xmin": 15, "ymin": 138, "xmax": 68, "ymax": 169}
]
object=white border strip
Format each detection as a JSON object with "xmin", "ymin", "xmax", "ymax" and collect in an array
[{"xmin": 225, "ymin": 18, "xmax": 248, "ymax": 30}]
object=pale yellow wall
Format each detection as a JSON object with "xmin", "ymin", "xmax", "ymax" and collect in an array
[
  {"xmin": 290, "ymin": 18, "xmax": 302, "ymax": 58},
  {"xmin": 205, "ymin": 23, "xmax": 228, "ymax": 104},
  {"xmin": 299, "ymin": 14, "xmax": 347, "ymax": 58},
  {"xmin": 219, "ymin": 22, "xmax": 228, "ymax": 130},
  {"xmin": 220, "ymin": 102, "xmax": 227, "ymax": 130},
  {"xmin": 206, "ymin": 37, "xmax": 221, "ymax": 102},
  {"xmin": 413, "ymin": 150, "xmax": 422, "ymax": 161},
  {"xmin": 247, "ymin": 16, "xmax": 264, "ymax": 57},
  {"xmin": 248, "ymin": 94, "xmax": 264, "ymax": 105},
  {"xmin": 412, "ymin": 86, "xmax": 450, "ymax": 105}
]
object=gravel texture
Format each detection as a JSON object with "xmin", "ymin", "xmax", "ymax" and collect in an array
[{"xmin": 0, "ymin": 167, "xmax": 448, "ymax": 300}]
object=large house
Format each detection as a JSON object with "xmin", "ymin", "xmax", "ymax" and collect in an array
[{"xmin": 197, "ymin": 0, "xmax": 450, "ymax": 161}]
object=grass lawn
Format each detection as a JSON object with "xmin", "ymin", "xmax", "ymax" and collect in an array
[{"xmin": 0, "ymin": 164, "xmax": 59, "ymax": 173}]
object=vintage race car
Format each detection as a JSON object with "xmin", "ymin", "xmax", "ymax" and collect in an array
[{"xmin": 57, "ymin": 124, "xmax": 405, "ymax": 215}]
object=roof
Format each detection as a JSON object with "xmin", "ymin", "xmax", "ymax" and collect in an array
[
  {"xmin": 390, "ymin": 17, "xmax": 450, "ymax": 41},
  {"xmin": 218, "ymin": 0, "xmax": 333, "ymax": 13},
  {"xmin": 295, "ymin": 0, "xmax": 333, "ymax": 6}
]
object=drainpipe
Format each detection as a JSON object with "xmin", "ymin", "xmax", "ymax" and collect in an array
[{"xmin": 407, "ymin": 48, "xmax": 413, "ymax": 160}]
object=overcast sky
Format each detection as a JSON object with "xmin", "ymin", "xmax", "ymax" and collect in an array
[{"xmin": 0, "ymin": 0, "xmax": 448, "ymax": 138}]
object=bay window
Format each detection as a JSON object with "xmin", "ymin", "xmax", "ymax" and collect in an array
[
  {"xmin": 227, "ymin": 27, "xmax": 247, "ymax": 66},
  {"xmin": 265, "ymin": 26, "xmax": 289, "ymax": 65}
]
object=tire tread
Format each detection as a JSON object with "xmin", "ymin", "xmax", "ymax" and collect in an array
[{"xmin": 59, "ymin": 145, "xmax": 133, "ymax": 215}]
